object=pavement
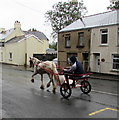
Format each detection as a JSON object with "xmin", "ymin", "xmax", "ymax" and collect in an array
[
  {"xmin": 90, "ymin": 72, "xmax": 119, "ymax": 81},
  {"xmin": 1, "ymin": 64, "xmax": 119, "ymax": 81}
]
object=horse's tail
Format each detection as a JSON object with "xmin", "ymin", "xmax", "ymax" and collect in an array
[{"xmin": 52, "ymin": 62, "xmax": 61, "ymax": 86}]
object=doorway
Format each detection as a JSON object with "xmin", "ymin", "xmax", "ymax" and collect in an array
[{"xmin": 94, "ymin": 53, "xmax": 100, "ymax": 72}]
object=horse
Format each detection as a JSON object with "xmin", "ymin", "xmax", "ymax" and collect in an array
[{"xmin": 29, "ymin": 57, "xmax": 61, "ymax": 93}]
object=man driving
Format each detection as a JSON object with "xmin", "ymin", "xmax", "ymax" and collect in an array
[{"xmin": 64, "ymin": 55, "xmax": 84, "ymax": 87}]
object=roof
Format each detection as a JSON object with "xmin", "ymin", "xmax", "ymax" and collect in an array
[
  {"xmin": 0, "ymin": 28, "xmax": 48, "ymax": 42},
  {"xmin": 5, "ymin": 36, "xmax": 25, "ymax": 43},
  {"xmin": 6, "ymin": 34, "xmax": 43, "ymax": 44},
  {"xmin": 0, "ymin": 29, "xmax": 14, "ymax": 40},
  {"xmin": 24, "ymin": 31, "xmax": 49, "ymax": 41},
  {"xmin": 60, "ymin": 10, "xmax": 119, "ymax": 32}
]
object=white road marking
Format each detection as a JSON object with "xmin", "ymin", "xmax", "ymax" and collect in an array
[{"xmin": 92, "ymin": 89, "xmax": 118, "ymax": 96}]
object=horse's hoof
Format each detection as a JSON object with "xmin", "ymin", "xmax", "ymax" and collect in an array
[
  {"xmin": 47, "ymin": 84, "xmax": 50, "ymax": 88},
  {"xmin": 31, "ymin": 79, "xmax": 34, "ymax": 83},
  {"xmin": 40, "ymin": 86, "xmax": 44, "ymax": 90},
  {"xmin": 52, "ymin": 89, "xmax": 56, "ymax": 94}
]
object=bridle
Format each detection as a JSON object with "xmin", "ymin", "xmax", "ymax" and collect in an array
[{"xmin": 29, "ymin": 59, "xmax": 34, "ymax": 68}]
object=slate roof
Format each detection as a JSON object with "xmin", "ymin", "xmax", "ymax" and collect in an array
[
  {"xmin": 0, "ymin": 29, "xmax": 14, "ymax": 40},
  {"xmin": 24, "ymin": 31, "xmax": 49, "ymax": 41},
  {"xmin": 5, "ymin": 36, "xmax": 25, "ymax": 44},
  {"xmin": 0, "ymin": 24, "xmax": 49, "ymax": 40},
  {"xmin": 60, "ymin": 10, "xmax": 119, "ymax": 32},
  {"xmin": 5, "ymin": 34, "xmax": 43, "ymax": 44}
]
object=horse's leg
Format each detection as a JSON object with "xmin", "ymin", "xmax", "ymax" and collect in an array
[
  {"xmin": 31, "ymin": 72, "xmax": 37, "ymax": 83},
  {"xmin": 40, "ymin": 74, "xmax": 44, "ymax": 90},
  {"xmin": 46, "ymin": 73, "xmax": 52, "ymax": 88},
  {"xmin": 46, "ymin": 74, "xmax": 56, "ymax": 93},
  {"xmin": 51, "ymin": 75, "xmax": 56, "ymax": 94}
]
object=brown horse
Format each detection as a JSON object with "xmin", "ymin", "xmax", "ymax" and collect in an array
[{"xmin": 29, "ymin": 57, "xmax": 61, "ymax": 93}]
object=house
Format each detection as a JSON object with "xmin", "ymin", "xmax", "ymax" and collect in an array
[
  {"xmin": 58, "ymin": 10, "xmax": 119, "ymax": 75},
  {"xmin": 90, "ymin": 10, "xmax": 119, "ymax": 75},
  {"xmin": 0, "ymin": 21, "xmax": 49, "ymax": 66},
  {"xmin": 58, "ymin": 15, "xmax": 91, "ymax": 71}
]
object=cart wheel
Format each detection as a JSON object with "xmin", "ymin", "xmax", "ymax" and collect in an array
[
  {"xmin": 60, "ymin": 83, "xmax": 72, "ymax": 99},
  {"xmin": 80, "ymin": 81, "xmax": 91, "ymax": 94}
]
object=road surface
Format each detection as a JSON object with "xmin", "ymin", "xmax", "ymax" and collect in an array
[{"xmin": 0, "ymin": 64, "xmax": 118, "ymax": 119}]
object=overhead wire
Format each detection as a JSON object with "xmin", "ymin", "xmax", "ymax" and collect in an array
[{"xmin": 13, "ymin": 0, "xmax": 42, "ymax": 13}]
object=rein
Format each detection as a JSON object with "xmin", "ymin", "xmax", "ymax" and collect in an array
[{"xmin": 34, "ymin": 62, "xmax": 60, "ymax": 76}]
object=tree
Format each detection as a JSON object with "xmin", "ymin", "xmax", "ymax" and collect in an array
[
  {"xmin": 45, "ymin": 0, "xmax": 87, "ymax": 40},
  {"xmin": 49, "ymin": 42, "xmax": 57, "ymax": 50},
  {"xmin": 28, "ymin": 28, "xmax": 38, "ymax": 31},
  {"xmin": 107, "ymin": 1, "xmax": 119, "ymax": 10}
]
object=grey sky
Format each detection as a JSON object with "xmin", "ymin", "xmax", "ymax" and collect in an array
[{"xmin": 0, "ymin": 0, "xmax": 110, "ymax": 42}]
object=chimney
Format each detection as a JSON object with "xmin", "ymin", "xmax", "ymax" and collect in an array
[{"xmin": 14, "ymin": 21, "xmax": 21, "ymax": 29}]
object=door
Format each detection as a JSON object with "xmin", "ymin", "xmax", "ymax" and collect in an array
[{"xmin": 94, "ymin": 54, "xmax": 100, "ymax": 72}]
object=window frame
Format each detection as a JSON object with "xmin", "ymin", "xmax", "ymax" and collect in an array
[
  {"xmin": 65, "ymin": 34, "xmax": 71, "ymax": 48},
  {"xmin": 112, "ymin": 54, "xmax": 119, "ymax": 71},
  {"xmin": 77, "ymin": 32, "xmax": 84, "ymax": 48},
  {"xmin": 100, "ymin": 29, "xmax": 108, "ymax": 45}
]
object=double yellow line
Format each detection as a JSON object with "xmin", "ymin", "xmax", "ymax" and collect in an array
[{"xmin": 89, "ymin": 107, "xmax": 119, "ymax": 116}]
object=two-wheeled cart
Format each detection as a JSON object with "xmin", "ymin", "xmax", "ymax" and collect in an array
[{"xmin": 60, "ymin": 72, "xmax": 92, "ymax": 99}]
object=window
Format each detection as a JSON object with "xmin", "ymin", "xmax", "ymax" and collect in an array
[
  {"xmin": 77, "ymin": 32, "xmax": 84, "ymax": 47},
  {"xmin": 100, "ymin": 29, "xmax": 108, "ymax": 44},
  {"xmin": 9, "ymin": 52, "xmax": 12, "ymax": 61},
  {"xmin": 65, "ymin": 34, "xmax": 71, "ymax": 48},
  {"xmin": 112, "ymin": 54, "xmax": 119, "ymax": 70}
]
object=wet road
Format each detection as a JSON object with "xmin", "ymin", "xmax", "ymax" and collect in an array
[{"xmin": 1, "ymin": 64, "xmax": 119, "ymax": 118}]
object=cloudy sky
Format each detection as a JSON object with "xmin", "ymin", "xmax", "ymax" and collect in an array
[{"xmin": 0, "ymin": 0, "xmax": 110, "ymax": 42}]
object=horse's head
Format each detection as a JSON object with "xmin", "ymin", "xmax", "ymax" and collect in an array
[
  {"xmin": 29, "ymin": 57, "xmax": 34, "ymax": 68},
  {"xmin": 29, "ymin": 57, "xmax": 42, "ymax": 68}
]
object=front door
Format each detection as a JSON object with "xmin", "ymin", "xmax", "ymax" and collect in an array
[
  {"xmin": 95, "ymin": 54, "xmax": 100, "ymax": 72},
  {"xmin": 93, "ymin": 53, "xmax": 100, "ymax": 72}
]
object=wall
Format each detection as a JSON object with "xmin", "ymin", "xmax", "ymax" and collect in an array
[
  {"xmin": 58, "ymin": 29, "xmax": 91, "ymax": 68},
  {"xmin": 90, "ymin": 25, "xmax": 118, "ymax": 75},
  {"xmin": 26, "ymin": 36, "xmax": 44, "ymax": 65},
  {"xmin": 41, "ymin": 39, "xmax": 49, "ymax": 54}
]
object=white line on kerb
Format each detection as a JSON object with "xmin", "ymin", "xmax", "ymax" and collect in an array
[{"xmin": 92, "ymin": 89, "xmax": 118, "ymax": 96}]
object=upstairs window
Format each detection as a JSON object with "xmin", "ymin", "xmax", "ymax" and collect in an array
[
  {"xmin": 65, "ymin": 34, "xmax": 71, "ymax": 48},
  {"xmin": 112, "ymin": 54, "xmax": 119, "ymax": 70},
  {"xmin": 77, "ymin": 32, "xmax": 84, "ymax": 48},
  {"xmin": 100, "ymin": 29, "xmax": 108, "ymax": 45}
]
